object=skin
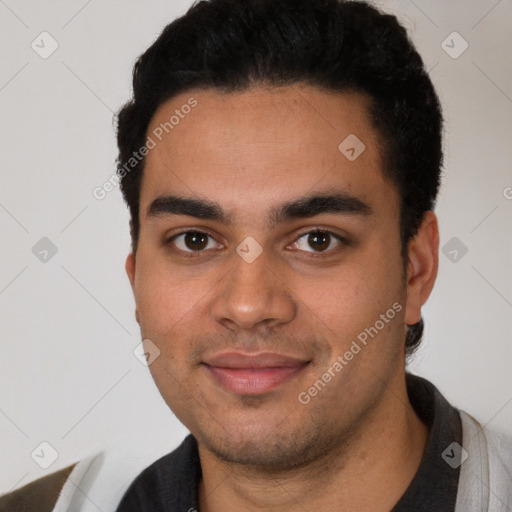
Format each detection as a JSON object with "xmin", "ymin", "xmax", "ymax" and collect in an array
[{"xmin": 125, "ymin": 84, "xmax": 439, "ymax": 511}]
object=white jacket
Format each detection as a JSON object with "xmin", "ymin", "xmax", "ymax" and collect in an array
[{"xmin": 454, "ymin": 411, "xmax": 512, "ymax": 511}]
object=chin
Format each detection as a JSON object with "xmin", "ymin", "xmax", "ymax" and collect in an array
[{"xmin": 194, "ymin": 418, "xmax": 341, "ymax": 473}]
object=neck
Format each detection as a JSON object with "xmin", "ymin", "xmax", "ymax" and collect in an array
[{"xmin": 197, "ymin": 372, "xmax": 428, "ymax": 512}]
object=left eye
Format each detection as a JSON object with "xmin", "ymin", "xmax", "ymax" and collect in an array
[{"xmin": 291, "ymin": 231, "xmax": 344, "ymax": 253}]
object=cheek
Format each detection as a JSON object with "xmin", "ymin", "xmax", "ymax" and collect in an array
[
  {"xmin": 309, "ymin": 266, "xmax": 405, "ymax": 388},
  {"xmin": 133, "ymin": 255, "xmax": 209, "ymax": 340},
  {"xmin": 138, "ymin": 283, "xmax": 203, "ymax": 340},
  {"xmin": 134, "ymin": 266, "xmax": 208, "ymax": 414},
  {"xmin": 297, "ymin": 259, "xmax": 397, "ymax": 322}
]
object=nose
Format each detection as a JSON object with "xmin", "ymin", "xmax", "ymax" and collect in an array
[{"xmin": 211, "ymin": 246, "xmax": 297, "ymax": 331}]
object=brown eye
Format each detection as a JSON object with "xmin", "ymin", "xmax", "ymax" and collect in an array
[
  {"xmin": 292, "ymin": 230, "xmax": 345, "ymax": 254},
  {"xmin": 183, "ymin": 232, "xmax": 209, "ymax": 250},
  {"xmin": 307, "ymin": 232, "xmax": 331, "ymax": 251},
  {"xmin": 169, "ymin": 231, "xmax": 219, "ymax": 253}
]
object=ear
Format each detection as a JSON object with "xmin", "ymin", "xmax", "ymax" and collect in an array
[
  {"xmin": 125, "ymin": 250, "xmax": 140, "ymax": 324},
  {"xmin": 404, "ymin": 211, "xmax": 439, "ymax": 326},
  {"xmin": 125, "ymin": 219, "xmax": 136, "ymax": 285},
  {"xmin": 125, "ymin": 251, "xmax": 136, "ymax": 289}
]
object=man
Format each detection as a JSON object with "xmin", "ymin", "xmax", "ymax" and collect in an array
[
  {"xmin": 113, "ymin": 0, "xmax": 512, "ymax": 510},
  {"xmin": 1, "ymin": 0, "xmax": 510, "ymax": 511}
]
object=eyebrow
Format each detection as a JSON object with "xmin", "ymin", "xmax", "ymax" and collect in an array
[{"xmin": 146, "ymin": 190, "xmax": 373, "ymax": 228}]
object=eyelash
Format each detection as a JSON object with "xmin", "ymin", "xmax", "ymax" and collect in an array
[{"xmin": 164, "ymin": 228, "xmax": 348, "ymax": 259}]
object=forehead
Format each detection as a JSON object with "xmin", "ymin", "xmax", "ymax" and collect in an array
[{"xmin": 140, "ymin": 85, "xmax": 398, "ymax": 225}]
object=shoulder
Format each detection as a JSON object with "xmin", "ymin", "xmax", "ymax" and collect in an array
[
  {"xmin": 460, "ymin": 410, "xmax": 512, "ymax": 465},
  {"xmin": 457, "ymin": 410, "xmax": 512, "ymax": 511},
  {"xmin": 115, "ymin": 434, "xmax": 201, "ymax": 511},
  {"xmin": 0, "ymin": 463, "xmax": 76, "ymax": 512},
  {"xmin": 0, "ymin": 437, "xmax": 199, "ymax": 512}
]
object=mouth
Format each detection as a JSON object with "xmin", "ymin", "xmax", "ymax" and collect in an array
[{"xmin": 201, "ymin": 352, "xmax": 311, "ymax": 395}]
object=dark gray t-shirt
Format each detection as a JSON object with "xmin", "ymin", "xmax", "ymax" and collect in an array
[{"xmin": 116, "ymin": 373, "xmax": 462, "ymax": 511}]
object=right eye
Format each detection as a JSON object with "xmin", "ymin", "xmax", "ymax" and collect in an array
[{"xmin": 166, "ymin": 231, "xmax": 223, "ymax": 256}]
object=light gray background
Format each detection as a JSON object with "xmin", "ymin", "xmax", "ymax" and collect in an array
[{"xmin": 1, "ymin": 0, "xmax": 511, "ymax": 493}]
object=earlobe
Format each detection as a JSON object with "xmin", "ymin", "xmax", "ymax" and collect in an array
[{"xmin": 404, "ymin": 211, "xmax": 439, "ymax": 326}]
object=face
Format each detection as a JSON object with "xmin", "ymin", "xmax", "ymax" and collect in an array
[{"xmin": 126, "ymin": 85, "xmax": 432, "ymax": 470}]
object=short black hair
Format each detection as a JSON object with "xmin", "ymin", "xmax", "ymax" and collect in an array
[{"xmin": 115, "ymin": 0, "xmax": 443, "ymax": 357}]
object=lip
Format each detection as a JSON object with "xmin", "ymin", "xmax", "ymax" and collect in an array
[{"xmin": 202, "ymin": 351, "xmax": 310, "ymax": 395}]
